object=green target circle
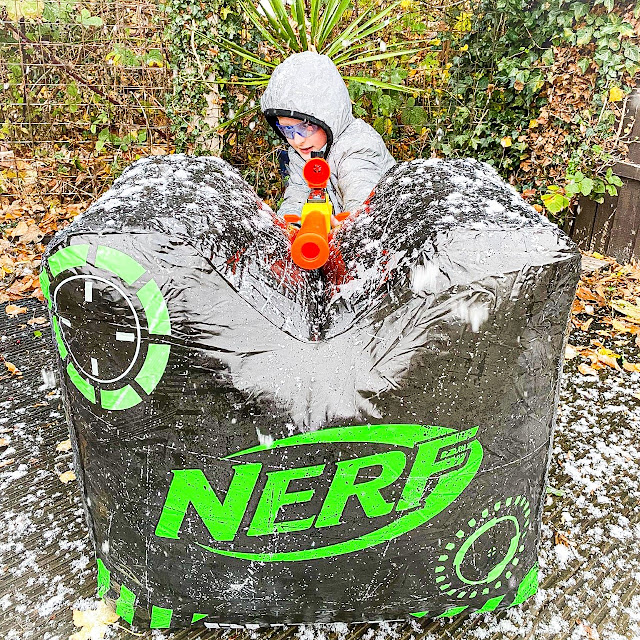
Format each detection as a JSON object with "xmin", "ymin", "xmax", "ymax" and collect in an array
[
  {"xmin": 434, "ymin": 495, "xmax": 531, "ymax": 599},
  {"xmin": 454, "ymin": 515, "xmax": 520, "ymax": 585},
  {"xmin": 41, "ymin": 243, "xmax": 171, "ymax": 411}
]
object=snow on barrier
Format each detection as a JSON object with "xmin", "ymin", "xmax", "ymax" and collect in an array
[{"xmin": 41, "ymin": 154, "xmax": 580, "ymax": 628}]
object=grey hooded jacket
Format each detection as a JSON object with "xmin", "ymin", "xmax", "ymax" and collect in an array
[{"xmin": 260, "ymin": 51, "xmax": 396, "ymax": 217}]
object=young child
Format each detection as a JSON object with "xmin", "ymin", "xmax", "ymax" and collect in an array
[{"xmin": 260, "ymin": 51, "xmax": 396, "ymax": 221}]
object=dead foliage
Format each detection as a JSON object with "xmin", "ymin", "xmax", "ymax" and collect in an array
[{"xmin": 567, "ymin": 252, "xmax": 640, "ymax": 379}]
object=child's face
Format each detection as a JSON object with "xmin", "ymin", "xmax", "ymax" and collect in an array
[{"xmin": 277, "ymin": 116, "xmax": 327, "ymax": 159}]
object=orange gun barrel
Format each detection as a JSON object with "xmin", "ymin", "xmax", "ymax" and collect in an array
[{"xmin": 290, "ymin": 209, "xmax": 330, "ymax": 270}]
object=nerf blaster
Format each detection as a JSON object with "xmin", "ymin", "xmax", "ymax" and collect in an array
[{"xmin": 284, "ymin": 152, "xmax": 348, "ymax": 270}]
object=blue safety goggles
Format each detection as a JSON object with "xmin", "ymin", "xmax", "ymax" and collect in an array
[{"xmin": 276, "ymin": 121, "xmax": 320, "ymax": 140}]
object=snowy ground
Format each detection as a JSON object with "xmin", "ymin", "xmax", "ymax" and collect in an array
[{"xmin": 1, "ymin": 297, "xmax": 639, "ymax": 640}]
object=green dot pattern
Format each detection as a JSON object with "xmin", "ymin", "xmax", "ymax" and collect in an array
[{"xmin": 432, "ymin": 495, "xmax": 532, "ymax": 605}]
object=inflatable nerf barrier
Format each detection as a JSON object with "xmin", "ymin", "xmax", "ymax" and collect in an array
[{"xmin": 42, "ymin": 154, "xmax": 580, "ymax": 629}]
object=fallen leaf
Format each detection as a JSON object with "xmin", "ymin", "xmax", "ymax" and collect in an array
[
  {"xmin": 4, "ymin": 361, "xmax": 21, "ymax": 376},
  {"xmin": 612, "ymin": 318, "xmax": 631, "ymax": 333},
  {"xmin": 56, "ymin": 439, "xmax": 72, "ymax": 452},
  {"xmin": 0, "ymin": 437, "xmax": 9, "ymax": 447},
  {"xmin": 578, "ymin": 363, "xmax": 599, "ymax": 376},
  {"xmin": 0, "ymin": 458, "xmax": 15, "ymax": 468},
  {"xmin": 612, "ymin": 299, "xmax": 640, "ymax": 321},
  {"xmin": 58, "ymin": 470, "xmax": 76, "ymax": 483},
  {"xmin": 11, "ymin": 222, "xmax": 44, "ymax": 244},
  {"xmin": 6, "ymin": 277, "xmax": 34, "ymax": 295},
  {"xmin": 597, "ymin": 347, "xmax": 622, "ymax": 370},
  {"xmin": 572, "ymin": 299, "xmax": 586, "ymax": 314},
  {"xmin": 573, "ymin": 317, "xmax": 593, "ymax": 331},
  {"xmin": 554, "ymin": 531, "xmax": 572, "ymax": 546},
  {"xmin": 597, "ymin": 354, "xmax": 620, "ymax": 369},
  {"xmin": 576, "ymin": 286, "xmax": 598, "ymax": 302},
  {"xmin": 5, "ymin": 304, "xmax": 27, "ymax": 317},
  {"xmin": 609, "ymin": 86, "xmax": 625, "ymax": 102},
  {"xmin": 623, "ymin": 362, "xmax": 640, "ymax": 373},
  {"xmin": 70, "ymin": 600, "xmax": 120, "ymax": 640},
  {"xmin": 9, "ymin": 220, "xmax": 29, "ymax": 238},
  {"xmin": 27, "ymin": 316, "xmax": 47, "ymax": 326}
]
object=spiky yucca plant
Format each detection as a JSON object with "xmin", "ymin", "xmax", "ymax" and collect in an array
[{"xmin": 213, "ymin": 0, "xmax": 423, "ymax": 99}]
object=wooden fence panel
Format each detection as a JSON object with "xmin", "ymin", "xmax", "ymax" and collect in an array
[{"xmin": 567, "ymin": 88, "xmax": 640, "ymax": 263}]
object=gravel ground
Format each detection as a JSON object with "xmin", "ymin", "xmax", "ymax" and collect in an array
[{"xmin": 1, "ymin": 294, "xmax": 639, "ymax": 640}]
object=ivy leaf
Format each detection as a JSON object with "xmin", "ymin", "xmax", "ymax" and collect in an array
[
  {"xmin": 580, "ymin": 177, "xmax": 594, "ymax": 196},
  {"xmin": 78, "ymin": 7, "xmax": 103, "ymax": 27},
  {"xmin": 577, "ymin": 58, "xmax": 590, "ymax": 74},
  {"xmin": 541, "ymin": 192, "xmax": 570, "ymax": 213},
  {"xmin": 604, "ymin": 0, "xmax": 614, "ymax": 11},
  {"xmin": 573, "ymin": 3, "xmax": 588, "ymax": 20},
  {"xmin": 576, "ymin": 26, "xmax": 594, "ymax": 46}
]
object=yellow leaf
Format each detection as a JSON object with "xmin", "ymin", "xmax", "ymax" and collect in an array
[
  {"xmin": 2, "ymin": 0, "xmax": 44, "ymax": 20},
  {"xmin": 56, "ymin": 439, "xmax": 72, "ymax": 452},
  {"xmin": 597, "ymin": 347, "xmax": 620, "ymax": 359},
  {"xmin": 592, "ymin": 252, "xmax": 606, "ymax": 259},
  {"xmin": 58, "ymin": 470, "xmax": 76, "ymax": 483},
  {"xmin": 609, "ymin": 86, "xmax": 625, "ymax": 102},
  {"xmin": 529, "ymin": 119, "xmax": 539, "ymax": 129},
  {"xmin": 454, "ymin": 11, "xmax": 472, "ymax": 32},
  {"xmin": 501, "ymin": 136, "xmax": 512, "ymax": 148},
  {"xmin": 612, "ymin": 299, "xmax": 640, "ymax": 321}
]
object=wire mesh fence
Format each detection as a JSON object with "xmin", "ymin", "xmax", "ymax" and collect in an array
[{"xmin": 0, "ymin": 1, "xmax": 173, "ymax": 203}]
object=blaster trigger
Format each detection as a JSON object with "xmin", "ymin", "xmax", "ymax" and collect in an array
[
  {"xmin": 284, "ymin": 214, "xmax": 301, "ymax": 223},
  {"xmin": 335, "ymin": 211, "xmax": 351, "ymax": 222}
]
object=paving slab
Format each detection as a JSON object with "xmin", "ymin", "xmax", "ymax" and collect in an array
[{"xmin": 1, "ymin": 298, "xmax": 639, "ymax": 640}]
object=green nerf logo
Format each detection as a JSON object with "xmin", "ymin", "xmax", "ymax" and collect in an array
[{"xmin": 155, "ymin": 423, "xmax": 483, "ymax": 562}]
